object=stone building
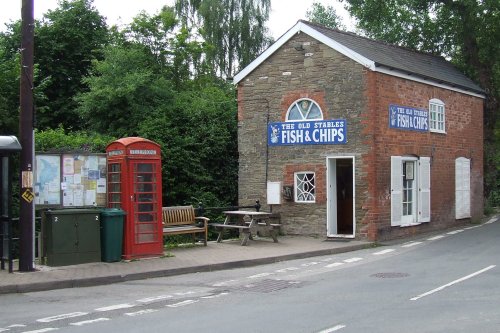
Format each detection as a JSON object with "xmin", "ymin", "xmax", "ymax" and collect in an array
[{"xmin": 233, "ymin": 21, "xmax": 485, "ymax": 241}]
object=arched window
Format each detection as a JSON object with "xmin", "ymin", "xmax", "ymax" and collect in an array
[{"xmin": 286, "ymin": 98, "xmax": 323, "ymax": 121}]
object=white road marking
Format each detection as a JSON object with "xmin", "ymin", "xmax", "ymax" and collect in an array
[
  {"xmin": 248, "ymin": 272, "xmax": 273, "ymax": 279},
  {"xmin": 301, "ymin": 261, "xmax": 320, "ymax": 266},
  {"xmin": 213, "ymin": 280, "xmax": 237, "ymax": 287},
  {"xmin": 22, "ymin": 329, "xmax": 58, "ymax": 333},
  {"xmin": 427, "ymin": 235, "xmax": 445, "ymax": 241},
  {"xmin": 373, "ymin": 249, "xmax": 395, "ymax": 255},
  {"xmin": 125, "ymin": 309, "xmax": 158, "ymax": 316},
  {"xmin": 317, "ymin": 324, "xmax": 347, "ymax": 332},
  {"xmin": 174, "ymin": 291, "xmax": 196, "ymax": 296},
  {"xmin": 137, "ymin": 295, "xmax": 173, "ymax": 303},
  {"xmin": 325, "ymin": 262, "xmax": 345, "ymax": 268},
  {"xmin": 201, "ymin": 292, "xmax": 229, "ymax": 299},
  {"xmin": 447, "ymin": 230, "xmax": 464, "ymax": 235},
  {"xmin": 167, "ymin": 300, "xmax": 199, "ymax": 308},
  {"xmin": 485, "ymin": 218, "xmax": 497, "ymax": 224},
  {"xmin": 37, "ymin": 312, "xmax": 88, "ymax": 323},
  {"xmin": 275, "ymin": 267, "xmax": 299, "ymax": 273},
  {"xmin": 70, "ymin": 318, "xmax": 110, "ymax": 326},
  {"xmin": 9, "ymin": 324, "xmax": 27, "ymax": 328},
  {"xmin": 95, "ymin": 303, "xmax": 135, "ymax": 312},
  {"xmin": 402, "ymin": 242, "xmax": 422, "ymax": 248},
  {"xmin": 321, "ymin": 257, "xmax": 334, "ymax": 262},
  {"xmin": 410, "ymin": 265, "xmax": 496, "ymax": 301},
  {"xmin": 344, "ymin": 257, "xmax": 363, "ymax": 263}
]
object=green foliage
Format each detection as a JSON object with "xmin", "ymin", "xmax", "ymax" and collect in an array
[
  {"xmin": 175, "ymin": 0, "xmax": 272, "ymax": 77},
  {"xmin": 35, "ymin": 126, "xmax": 115, "ymax": 153},
  {"xmin": 34, "ymin": 0, "xmax": 109, "ymax": 129},
  {"xmin": 306, "ymin": 2, "xmax": 346, "ymax": 30},
  {"xmin": 342, "ymin": 0, "xmax": 500, "ymax": 204},
  {"xmin": 77, "ymin": 44, "xmax": 175, "ymax": 137},
  {"xmin": 139, "ymin": 81, "xmax": 238, "ymax": 207}
]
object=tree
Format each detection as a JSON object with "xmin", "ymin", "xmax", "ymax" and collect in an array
[
  {"xmin": 175, "ymin": 0, "xmax": 272, "ymax": 78},
  {"xmin": 76, "ymin": 44, "xmax": 175, "ymax": 137},
  {"xmin": 35, "ymin": 0, "xmax": 109, "ymax": 130},
  {"xmin": 306, "ymin": 2, "xmax": 346, "ymax": 30},
  {"xmin": 342, "ymin": 0, "xmax": 500, "ymax": 203},
  {"xmin": 139, "ymin": 81, "xmax": 238, "ymax": 207}
]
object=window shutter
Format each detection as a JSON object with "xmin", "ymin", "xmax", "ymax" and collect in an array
[
  {"xmin": 418, "ymin": 157, "xmax": 431, "ymax": 223},
  {"xmin": 391, "ymin": 156, "xmax": 402, "ymax": 226},
  {"xmin": 455, "ymin": 158, "xmax": 471, "ymax": 219}
]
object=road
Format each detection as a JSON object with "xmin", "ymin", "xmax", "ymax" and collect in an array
[{"xmin": 0, "ymin": 217, "xmax": 499, "ymax": 333}]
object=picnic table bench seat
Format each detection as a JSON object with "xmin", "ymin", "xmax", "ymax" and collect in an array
[{"xmin": 162, "ymin": 206, "xmax": 209, "ymax": 246}]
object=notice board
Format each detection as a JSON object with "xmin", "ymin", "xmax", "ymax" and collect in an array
[{"xmin": 34, "ymin": 153, "xmax": 107, "ymax": 207}]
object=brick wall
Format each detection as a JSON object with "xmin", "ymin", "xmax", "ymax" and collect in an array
[
  {"xmin": 237, "ymin": 31, "xmax": 484, "ymax": 241},
  {"xmin": 366, "ymin": 72, "xmax": 484, "ymax": 240}
]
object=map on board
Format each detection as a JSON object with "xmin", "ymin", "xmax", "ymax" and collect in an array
[
  {"xmin": 34, "ymin": 155, "xmax": 61, "ymax": 205},
  {"xmin": 34, "ymin": 153, "xmax": 107, "ymax": 207}
]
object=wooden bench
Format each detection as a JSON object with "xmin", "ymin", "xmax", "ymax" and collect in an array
[{"xmin": 162, "ymin": 206, "xmax": 209, "ymax": 246}]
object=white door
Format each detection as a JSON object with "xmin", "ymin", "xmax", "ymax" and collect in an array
[{"xmin": 455, "ymin": 157, "xmax": 471, "ymax": 219}]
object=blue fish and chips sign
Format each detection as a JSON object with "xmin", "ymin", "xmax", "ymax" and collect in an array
[
  {"xmin": 268, "ymin": 120, "xmax": 347, "ymax": 146},
  {"xmin": 389, "ymin": 104, "xmax": 429, "ymax": 132}
]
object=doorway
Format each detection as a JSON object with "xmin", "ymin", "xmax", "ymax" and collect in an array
[{"xmin": 327, "ymin": 157, "xmax": 355, "ymax": 237}]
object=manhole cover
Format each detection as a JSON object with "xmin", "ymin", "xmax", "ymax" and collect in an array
[
  {"xmin": 370, "ymin": 272, "xmax": 410, "ymax": 278},
  {"xmin": 229, "ymin": 279, "xmax": 304, "ymax": 293}
]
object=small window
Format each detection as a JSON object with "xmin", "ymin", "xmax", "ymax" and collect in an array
[
  {"xmin": 429, "ymin": 99, "xmax": 445, "ymax": 133},
  {"xmin": 295, "ymin": 172, "xmax": 316, "ymax": 203},
  {"xmin": 286, "ymin": 99, "xmax": 323, "ymax": 121}
]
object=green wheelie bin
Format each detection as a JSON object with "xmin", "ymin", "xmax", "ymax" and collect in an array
[{"xmin": 100, "ymin": 208, "xmax": 125, "ymax": 262}]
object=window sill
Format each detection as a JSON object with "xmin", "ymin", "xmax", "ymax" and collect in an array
[{"xmin": 399, "ymin": 222, "xmax": 421, "ymax": 228}]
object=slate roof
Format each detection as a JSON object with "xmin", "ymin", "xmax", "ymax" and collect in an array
[
  {"xmin": 234, "ymin": 20, "xmax": 484, "ymax": 96},
  {"xmin": 302, "ymin": 21, "xmax": 484, "ymax": 95}
]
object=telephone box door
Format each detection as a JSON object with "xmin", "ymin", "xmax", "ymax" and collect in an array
[{"xmin": 130, "ymin": 160, "xmax": 161, "ymax": 249}]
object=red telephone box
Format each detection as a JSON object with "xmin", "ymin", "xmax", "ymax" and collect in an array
[{"xmin": 106, "ymin": 137, "xmax": 163, "ymax": 259}]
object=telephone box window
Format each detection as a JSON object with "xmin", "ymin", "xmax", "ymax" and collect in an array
[{"xmin": 286, "ymin": 99, "xmax": 323, "ymax": 121}]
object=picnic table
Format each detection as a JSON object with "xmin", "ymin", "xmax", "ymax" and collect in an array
[{"xmin": 211, "ymin": 210, "xmax": 280, "ymax": 246}]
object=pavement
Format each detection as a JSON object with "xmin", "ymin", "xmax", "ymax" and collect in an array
[{"xmin": 0, "ymin": 236, "xmax": 371, "ymax": 295}]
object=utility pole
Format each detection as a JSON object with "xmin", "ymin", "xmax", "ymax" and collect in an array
[{"xmin": 19, "ymin": 0, "xmax": 35, "ymax": 272}]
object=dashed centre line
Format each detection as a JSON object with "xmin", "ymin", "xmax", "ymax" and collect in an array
[
  {"xmin": 166, "ymin": 300, "xmax": 199, "ymax": 308},
  {"xmin": 125, "ymin": 309, "xmax": 158, "ymax": 317},
  {"xmin": 95, "ymin": 304, "xmax": 135, "ymax": 312},
  {"xmin": 402, "ymin": 242, "xmax": 422, "ymax": 248},
  {"xmin": 70, "ymin": 318, "xmax": 110, "ymax": 326},
  {"xmin": 427, "ymin": 235, "xmax": 445, "ymax": 241},
  {"xmin": 373, "ymin": 249, "xmax": 395, "ymax": 255},
  {"xmin": 37, "ymin": 312, "xmax": 88, "ymax": 323},
  {"xmin": 317, "ymin": 324, "xmax": 347, "ymax": 332},
  {"xmin": 325, "ymin": 262, "xmax": 345, "ymax": 268},
  {"xmin": 344, "ymin": 257, "xmax": 363, "ymax": 263}
]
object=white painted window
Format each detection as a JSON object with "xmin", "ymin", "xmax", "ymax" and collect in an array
[
  {"xmin": 455, "ymin": 157, "xmax": 471, "ymax": 219},
  {"xmin": 429, "ymin": 98, "xmax": 445, "ymax": 133},
  {"xmin": 294, "ymin": 172, "xmax": 316, "ymax": 203},
  {"xmin": 286, "ymin": 99, "xmax": 323, "ymax": 121},
  {"xmin": 391, "ymin": 156, "xmax": 431, "ymax": 226}
]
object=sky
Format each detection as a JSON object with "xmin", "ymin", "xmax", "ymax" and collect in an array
[{"xmin": 0, "ymin": 0, "xmax": 353, "ymax": 38}]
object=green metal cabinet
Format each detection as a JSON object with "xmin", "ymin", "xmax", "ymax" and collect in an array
[{"xmin": 43, "ymin": 209, "xmax": 101, "ymax": 266}]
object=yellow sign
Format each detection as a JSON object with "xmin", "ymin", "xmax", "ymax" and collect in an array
[{"xmin": 22, "ymin": 189, "xmax": 35, "ymax": 203}]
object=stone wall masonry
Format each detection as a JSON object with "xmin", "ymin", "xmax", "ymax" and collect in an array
[{"xmin": 237, "ymin": 32, "xmax": 370, "ymax": 237}]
